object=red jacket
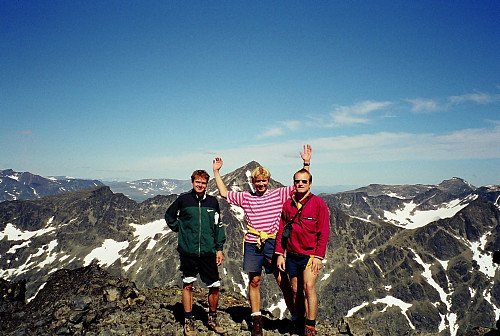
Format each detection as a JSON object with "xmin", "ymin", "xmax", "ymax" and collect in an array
[{"xmin": 276, "ymin": 193, "xmax": 330, "ymax": 258}]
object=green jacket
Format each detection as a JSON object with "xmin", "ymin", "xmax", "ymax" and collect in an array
[{"xmin": 165, "ymin": 189, "xmax": 225, "ymax": 256}]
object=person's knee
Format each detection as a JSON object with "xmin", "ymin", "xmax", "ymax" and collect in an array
[
  {"xmin": 303, "ymin": 281, "xmax": 316, "ymax": 294},
  {"xmin": 250, "ymin": 280, "xmax": 261, "ymax": 288},
  {"xmin": 250, "ymin": 277, "xmax": 261, "ymax": 288},
  {"xmin": 209, "ymin": 286, "xmax": 220, "ymax": 294},
  {"xmin": 183, "ymin": 283, "xmax": 194, "ymax": 291}
]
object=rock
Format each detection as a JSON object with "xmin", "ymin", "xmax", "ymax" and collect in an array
[
  {"xmin": 342, "ymin": 317, "xmax": 380, "ymax": 336},
  {"xmin": 5, "ymin": 262, "xmax": 494, "ymax": 336},
  {"xmin": 0, "ymin": 279, "xmax": 26, "ymax": 318},
  {"xmin": 103, "ymin": 286, "xmax": 122, "ymax": 302}
]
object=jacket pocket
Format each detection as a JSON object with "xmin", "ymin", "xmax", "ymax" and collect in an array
[{"xmin": 300, "ymin": 217, "xmax": 318, "ymax": 233}]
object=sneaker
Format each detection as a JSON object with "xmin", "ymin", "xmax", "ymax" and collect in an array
[
  {"xmin": 251, "ymin": 315, "xmax": 263, "ymax": 336},
  {"xmin": 184, "ymin": 316, "xmax": 197, "ymax": 336},
  {"xmin": 304, "ymin": 325, "xmax": 316, "ymax": 336},
  {"xmin": 208, "ymin": 313, "xmax": 226, "ymax": 334}
]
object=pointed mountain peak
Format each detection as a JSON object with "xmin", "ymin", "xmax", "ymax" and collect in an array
[
  {"xmin": 232, "ymin": 161, "xmax": 262, "ymax": 173},
  {"xmin": 208, "ymin": 161, "xmax": 285, "ymax": 195}
]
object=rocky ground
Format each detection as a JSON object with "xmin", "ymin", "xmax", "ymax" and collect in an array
[{"xmin": 1, "ymin": 262, "xmax": 499, "ymax": 336}]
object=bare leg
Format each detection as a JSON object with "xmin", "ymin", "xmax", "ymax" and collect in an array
[
  {"xmin": 249, "ymin": 272, "xmax": 262, "ymax": 313},
  {"xmin": 291, "ymin": 274, "xmax": 305, "ymax": 319},
  {"xmin": 182, "ymin": 283, "xmax": 194, "ymax": 313},
  {"xmin": 273, "ymin": 269, "xmax": 297, "ymax": 317},
  {"xmin": 303, "ymin": 268, "xmax": 318, "ymax": 320},
  {"xmin": 208, "ymin": 287, "xmax": 220, "ymax": 312}
]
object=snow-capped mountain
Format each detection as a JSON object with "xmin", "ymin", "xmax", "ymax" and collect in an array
[
  {"xmin": 0, "ymin": 169, "xmax": 193, "ymax": 203},
  {"xmin": 1, "ymin": 163, "xmax": 500, "ymax": 336},
  {"xmin": 105, "ymin": 179, "xmax": 192, "ymax": 202},
  {"xmin": 0, "ymin": 169, "xmax": 103, "ymax": 202},
  {"xmin": 320, "ymin": 177, "xmax": 498, "ymax": 228}
]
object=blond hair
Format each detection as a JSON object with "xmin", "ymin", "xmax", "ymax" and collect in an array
[{"xmin": 251, "ymin": 166, "xmax": 271, "ymax": 180}]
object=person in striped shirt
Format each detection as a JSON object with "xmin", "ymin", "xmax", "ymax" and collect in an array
[{"xmin": 212, "ymin": 144, "xmax": 311, "ymax": 336}]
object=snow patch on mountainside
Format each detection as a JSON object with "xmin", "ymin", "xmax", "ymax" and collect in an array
[
  {"xmin": 129, "ymin": 219, "xmax": 171, "ymax": 253},
  {"xmin": 469, "ymin": 232, "xmax": 498, "ymax": 278},
  {"xmin": 385, "ymin": 192, "xmax": 405, "ymax": 199},
  {"xmin": 0, "ymin": 222, "xmax": 56, "ymax": 241},
  {"xmin": 410, "ymin": 248, "xmax": 456, "ymax": 334},
  {"xmin": 384, "ymin": 196, "xmax": 477, "ymax": 229},
  {"xmin": 84, "ymin": 239, "xmax": 129, "ymax": 267}
]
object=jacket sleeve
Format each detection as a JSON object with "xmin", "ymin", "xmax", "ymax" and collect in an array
[
  {"xmin": 275, "ymin": 204, "xmax": 287, "ymax": 254},
  {"xmin": 165, "ymin": 198, "xmax": 181, "ymax": 232},
  {"xmin": 214, "ymin": 201, "xmax": 226, "ymax": 251},
  {"xmin": 314, "ymin": 199, "xmax": 330, "ymax": 258}
]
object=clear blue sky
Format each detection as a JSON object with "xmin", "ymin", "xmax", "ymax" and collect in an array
[{"xmin": 1, "ymin": 1, "xmax": 499, "ymax": 190}]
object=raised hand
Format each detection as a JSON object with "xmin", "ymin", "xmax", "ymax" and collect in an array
[
  {"xmin": 300, "ymin": 144, "xmax": 312, "ymax": 163},
  {"xmin": 212, "ymin": 157, "xmax": 223, "ymax": 171}
]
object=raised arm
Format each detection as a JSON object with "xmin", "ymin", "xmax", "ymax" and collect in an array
[
  {"xmin": 300, "ymin": 144, "xmax": 312, "ymax": 171},
  {"xmin": 212, "ymin": 157, "xmax": 228, "ymax": 199}
]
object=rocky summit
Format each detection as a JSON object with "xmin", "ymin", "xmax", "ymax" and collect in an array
[{"xmin": 1, "ymin": 262, "xmax": 383, "ymax": 336}]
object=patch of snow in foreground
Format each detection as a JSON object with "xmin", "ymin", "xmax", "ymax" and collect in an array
[{"xmin": 268, "ymin": 298, "xmax": 287, "ymax": 319}]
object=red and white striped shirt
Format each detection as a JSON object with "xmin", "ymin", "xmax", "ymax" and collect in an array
[{"xmin": 227, "ymin": 185, "xmax": 294, "ymax": 243}]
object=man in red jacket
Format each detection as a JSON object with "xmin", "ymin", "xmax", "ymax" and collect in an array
[{"xmin": 275, "ymin": 169, "xmax": 330, "ymax": 336}]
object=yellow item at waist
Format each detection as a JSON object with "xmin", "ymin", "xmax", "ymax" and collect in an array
[{"xmin": 246, "ymin": 226, "xmax": 277, "ymax": 249}]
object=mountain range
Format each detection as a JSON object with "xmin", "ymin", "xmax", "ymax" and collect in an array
[
  {"xmin": 0, "ymin": 169, "xmax": 192, "ymax": 203},
  {"xmin": 1, "ymin": 164, "xmax": 500, "ymax": 336},
  {"xmin": 0, "ymin": 169, "xmax": 103, "ymax": 202}
]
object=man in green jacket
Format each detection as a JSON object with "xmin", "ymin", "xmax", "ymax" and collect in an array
[{"xmin": 165, "ymin": 169, "xmax": 226, "ymax": 335}]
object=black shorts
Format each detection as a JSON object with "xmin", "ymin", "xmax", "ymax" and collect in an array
[{"xmin": 179, "ymin": 253, "xmax": 220, "ymax": 287}]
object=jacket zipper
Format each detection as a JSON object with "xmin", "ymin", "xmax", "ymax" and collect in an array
[{"xmin": 198, "ymin": 198, "xmax": 202, "ymax": 256}]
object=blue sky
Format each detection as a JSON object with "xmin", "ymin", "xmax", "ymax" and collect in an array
[{"xmin": 1, "ymin": 1, "xmax": 499, "ymax": 191}]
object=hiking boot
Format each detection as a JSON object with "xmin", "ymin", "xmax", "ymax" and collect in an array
[
  {"xmin": 304, "ymin": 325, "xmax": 316, "ymax": 336},
  {"xmin": 251, "ymin": 315, "xmax": 263, "ymax": 336},
  {"xmin": 292, "ymin": 317, "xmax": 305, "ymax": 335},
  {"xmin": 208, "ymin": 313, "xmax": 226, "ymax": 334},
  {"xmin": 184, "ymin": 316, "xmax": 197, "ymax": 336}
]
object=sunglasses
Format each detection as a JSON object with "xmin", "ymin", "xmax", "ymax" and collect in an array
[{"xmin": 294, "ymin": 179, "xmax": 309, "ymax": 184}]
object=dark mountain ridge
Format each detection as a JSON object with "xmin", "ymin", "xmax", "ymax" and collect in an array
[
  {"xmin": 1, "ymin": 164, "xmax": 500, "ymax": 335},
  {"xmin": 0, "ymin": 169, "xmax": 104, "ymax": 202}
]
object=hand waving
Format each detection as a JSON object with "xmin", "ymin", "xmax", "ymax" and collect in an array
[
  {"xmin": 300, "ymin": 144, "xmax": 312, "ymax": 162},
  {"xmin": 213, "ymin": 157, "xmax": 223, "ymax": 171}
]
